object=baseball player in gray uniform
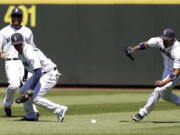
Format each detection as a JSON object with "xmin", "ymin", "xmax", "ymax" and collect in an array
[
  {"xmin": 125, "ymin": 28, "xmax": 180, "ymax": 121},
  {"xmin": 0, "ymin": 8, "xmax": 39, "ymax": 117},
  {"xmin": 11, "ymin": 33, "xmax": 67, "ymax": 122}
]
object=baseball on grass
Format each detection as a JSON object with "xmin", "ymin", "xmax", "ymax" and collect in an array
[{"xmin": 91, "ymin": 119, "xmax": 96, "ymax": 124}]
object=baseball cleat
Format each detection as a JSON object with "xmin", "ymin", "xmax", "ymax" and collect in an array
[
  {"xmin": 4, "ymin": 107, "xmax": 11, "ymax": 117},
  {"xmin": 57, "ymin": 106, "xmax": 68, "ymax": 123},
  {"xmin": 36, "ymin": 112, "xmax": 40, "ymax": 118},
  {"xmin": 18, "ymin": 117, "xmax": 38, "ymax": 121},
  {"xmin": 132, "ymin": 113, "xmax": 143, "ymax": 122}
]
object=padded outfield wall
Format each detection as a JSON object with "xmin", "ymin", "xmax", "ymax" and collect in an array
[{"xmin": 0, "ymin": 0, "xmax": 180, "ymax": 86}]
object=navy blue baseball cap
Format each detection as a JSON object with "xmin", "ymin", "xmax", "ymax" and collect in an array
[
  {"xmin": 11, "ymin": 8, "xmax": 23, "ymax": 17},
  {"xmin": 160, "ymin": 28, "xmax": 175, "ymax": 40},
  {"xmin": 11, "ymin": 33, "xmax": 24, "ymax": 45}
]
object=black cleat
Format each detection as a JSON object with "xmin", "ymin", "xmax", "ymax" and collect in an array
[
  {"xmin": 132, "ymin": 113, "xmax": 143, "ymax": 122},
  {"xmin": 36, "ymin": 112, "xmax": 40, "ymax": 118},
  {"xmin": 18, "ymin": 117, "xmax": 38, "ymax": 121},
  {"xmin": 4, "ymin": 107, "xmax": 11, "ymax": 117}
]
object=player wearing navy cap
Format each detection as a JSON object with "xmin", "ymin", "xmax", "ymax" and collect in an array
[
  {"xmin": 11, "ymin": 33, "xmax": 67, "ymax": 122},
  {"xmin": 0, "ymin": 7, "xmax": 38, "ymax": 117},
  {"xmin": 125, "ymin": 28, "xmax": 180, "ymax": 121}
]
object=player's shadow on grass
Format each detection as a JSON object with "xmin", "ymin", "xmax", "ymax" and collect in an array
[
  {"xmin": 13, "ymin": 119, "xmax": 55, "ymax": 122},
  {"xmin": 0, "ymin": 115, "xmax": 24, "ymax": 117},
  {"xmin": 0, "ymin": 115, "xmax": 56, "ymax": 122},
  {"xmin": 144, "ymin": 121, "xmax": 180, "ymax": 123},
  {"xmin": 119, "ymin": 120, "xmax": 180, "ymax": 123}
]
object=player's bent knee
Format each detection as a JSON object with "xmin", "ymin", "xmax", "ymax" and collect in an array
[
  {"xmin": 154, "ymin": 87, "xmax": 161, "ymax": 92},
  {"xmin": 8, "ymin": 83, "xmax": 20, "ymax": 90},
  {"xmin": 32, "ymin": 97, "xmax": 40, "ymax": 104},
  {"xmin": 153, "ymin": 87, "xmax": 163, "ymax": 96},
  {"xmin": 155, "ymin": 85, "xmax": 172, "ymax": 96}
]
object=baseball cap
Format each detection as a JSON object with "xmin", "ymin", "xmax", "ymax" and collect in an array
[
  {"xmin": 11, "ymin": 33, "xmax": 24, "ymax": 45},
  {"xmin": 160, "ymin": 28, "xmax": 175, "ymax": 40},
  {"xmin": 11, "ymin": 8, "xmax": 23, "ymax": 17}
]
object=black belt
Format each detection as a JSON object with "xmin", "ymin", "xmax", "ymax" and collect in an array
[
  {"xmin": 43, "ymin": 67, "xmax": 57, "ymax": 74},
  {"xmin": 6, "ymin": 58, "xmax": 19, "ymax": 61}
]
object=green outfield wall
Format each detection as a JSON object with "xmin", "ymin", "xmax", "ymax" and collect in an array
[{"xmin": 0, "ymin": 2, "xmax": 180, "ymax": 86}]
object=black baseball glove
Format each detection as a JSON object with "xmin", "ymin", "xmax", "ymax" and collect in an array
[
  {"xmin": 124, "ymin": 46, "xmax": 135, "ymax": 60},
  {"xmin": 15, "ymin": 90, "xmax": 34, "ymax": 104}
]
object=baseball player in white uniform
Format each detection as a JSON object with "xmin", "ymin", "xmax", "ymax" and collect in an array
[
  {"xmin": 125, "ymin": 28, "xmax": 180, "ymax": 121},
  {"xmin": 11, "ymin": 33, "xmax": 68, "ymax": 122},
  {"xmin": 0, "ymin": 8, "xmax": 38, "ymax": 117}
]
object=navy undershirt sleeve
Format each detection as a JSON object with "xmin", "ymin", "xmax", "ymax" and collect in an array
[{"xmin": 29, "ymin": 68, "xmax": 42, "ymax": 90}]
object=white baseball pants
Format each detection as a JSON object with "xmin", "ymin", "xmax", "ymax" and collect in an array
[
  {"xmin": 3, "ymin": 60, "xmax": 38, "ymax": 113},
  {"xmin": 3, "ymin": 60, "xmax": 24, "ymax": 108},
  {"xmin": 20, "ymin": 68, "xmax": 63, "ymax": 119},
  {"xmin": 139, "ymin": 74, "xmax": 180, "ymax": 117}
]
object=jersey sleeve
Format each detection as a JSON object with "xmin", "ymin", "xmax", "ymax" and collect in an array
[
  {"xmin": 0, "ymin": 31, "xmax": 5, "ymax": 49},
  {"xmin": 147, "ymin": 37, "xmax": 161, "ymax": 48},
  {"xmin": 24, "ymin": 46, "xmax": 41, "ymax": 70}
]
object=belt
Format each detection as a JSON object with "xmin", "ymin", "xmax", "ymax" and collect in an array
[
  {"xmin": 6, "ymin": 58, "xmax": 19, "ymax": 61},
  {"xmin": 43, "ymin": 67, "xmax": 57, "ymax": 74}
]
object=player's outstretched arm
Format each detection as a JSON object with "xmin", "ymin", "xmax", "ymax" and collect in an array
[
  {"xmin": 132, "ymin": 41, "xmax": 149, "ymax": 51},
  {"xmin": 124, "ymin": 41, "xmax": 149, "ymax": 60}
]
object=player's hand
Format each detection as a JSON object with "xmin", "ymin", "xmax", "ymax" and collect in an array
[
  {"xmin": 0, "ymin": 52, "xmax": 9, "ymax": 60},
  {"xmin": 155, "ymin": 80, "xmax": 166, "ymax": 87},
  {"xmin": 15, "ymin": 90, "xmax": 34, "ymax": 104},
  {"xmin": 22, "ymin": 75, "xmax": 28, "ymax": 82},
  {"xmin": 124, "ymin": 46, "xmax": 135, "ymax": 60},
  {"xmin": 125, "ymin": 46, "xmax": 134, "ymax": 55}
]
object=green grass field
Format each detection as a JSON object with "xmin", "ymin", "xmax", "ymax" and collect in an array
[{"xmin": 0, "ymin": 88, "xmax": 180, "ymax": 135}]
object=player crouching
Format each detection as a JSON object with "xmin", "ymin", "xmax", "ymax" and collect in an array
[{"xmin": 11, "ymin": 33, "xmax": 68, "ymax": 122}]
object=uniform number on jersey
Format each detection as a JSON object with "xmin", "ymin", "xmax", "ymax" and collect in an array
[{"xmin": 4, "ymin": 5, "xmax": 36, "ymax": 27}]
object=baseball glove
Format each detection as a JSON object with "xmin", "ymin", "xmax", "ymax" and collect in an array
[
  {"xmin": 15, "ymin": 90, "xmax": 34, "ymax": 104},
  {"xmin": 124, "ymin": 46, "xmax": 135, "ymax": 60}
]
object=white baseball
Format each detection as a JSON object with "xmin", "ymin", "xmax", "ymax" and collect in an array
[{"xmin": 91, "ymin": 119, "xmax": 96, "ymax": 124}]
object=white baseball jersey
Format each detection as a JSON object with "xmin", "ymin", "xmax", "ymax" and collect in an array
[
  {"xmin": 19, "ymin": 43, "xmax": 57, "ymax": 73},
  {"xmin": 138, "ymin": 37, "xmax": 180, "ymax": 118},
  {"xmin": 148, "ymin": 37, "xmax": 180, "ymax": 78},
  {"xmin": 0, "ymin": 25, "xmax": 36, "ymax": 59}
]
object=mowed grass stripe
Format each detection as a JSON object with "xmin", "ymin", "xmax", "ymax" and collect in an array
[
  {"xmin": 43, "ymin": 89, "xmax": 153, "ymax": 96},
  {"xmin": 0, "ymin": 100, "xmax": 179, "ymax": 117},
  {"xmin": 0, "ymin": 89, "xmax": 180, "ymax": 135},
  {"xmin": 0, "ymin": 88, "xmax": 153, "ymax": 96},
  {"xmin": 45, "ymin": 94, "xmax": 150, "ymax": 105},
  {"xmin": 146, "ymin": 126, "xmax": 180, "ymax": 135},
  {"xmin": 55, "ymin": 101, "xmax": 180, "ymax": 115},
  {"xmin": 130, "ymin": 125, "xmax": 180, "ymax": 135}
]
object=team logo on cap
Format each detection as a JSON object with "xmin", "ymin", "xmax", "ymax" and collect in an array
[
  {"xmin": 164, "ymin": 30, "xmax": 167, "ymax": 35},
  {"xmin": 15, "ymin": 8, "xmax": 18, "ymax": 13}
]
